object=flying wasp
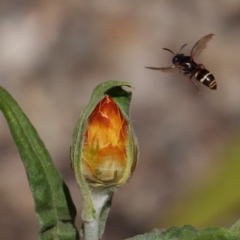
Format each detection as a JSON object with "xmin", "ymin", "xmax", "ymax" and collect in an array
[{"xmin": 146, "ymin": 33, "xmax": 217, "ymax": 91}]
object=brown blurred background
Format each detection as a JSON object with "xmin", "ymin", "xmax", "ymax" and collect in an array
[{"xmin": 1, "ymin": 1, "xmax": 240, "ymax": 239}]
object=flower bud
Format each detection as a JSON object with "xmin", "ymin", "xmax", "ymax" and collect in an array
[
  {"xmin": 71, "ymin": 81, "xmax": 138, "ymax": 226},
  {"xmin": 82, "ymin": 95, "xmax": 137, "ymax": 187}
]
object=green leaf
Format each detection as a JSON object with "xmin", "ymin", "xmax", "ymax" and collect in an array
[
  {"xmin": 0, "ymin": 86, "xmax": 78, "ymax": 240},
  {"xmin": 126, "ymin": 225, "xmax": 239, "ymax": 240},
  {"xmin": 230, "ymin": 218, "xmax": 240, "ymax": 236}
]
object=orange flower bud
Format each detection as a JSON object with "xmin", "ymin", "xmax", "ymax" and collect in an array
[
  {"xmin": 71, "ymin": 81, "xmax": 137, "ymax": 231},
  {"xmin": 81, "ymin": 95, "xmax": 137, "ymax": 187}
]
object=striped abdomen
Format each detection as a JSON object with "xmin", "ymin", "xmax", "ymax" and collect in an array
[{"xmin": 194, "ymin": 68, "xmax": 217, "ymax": 90}]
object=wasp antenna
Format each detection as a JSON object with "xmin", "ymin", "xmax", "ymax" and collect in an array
[
  {"xmin": 163, "ymin": 48, "xmax": 175, "ymax": 56},
  {"xmin": 178, "ymin": 43, "xmax": 187, "ymax": 53}
]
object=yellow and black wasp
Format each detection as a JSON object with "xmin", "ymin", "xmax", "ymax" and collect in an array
[{"xmin": 146, "ymin": 33, "xmax": 217, "ymax": 91}]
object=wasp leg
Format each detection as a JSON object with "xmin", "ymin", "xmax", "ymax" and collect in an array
[
  {"xmin": 184, "ymin": 74, "xmax": 202, "ymax": 96},
  {"xmin": 197, "ymin": 63, "xmax": 205, "ymax": 69}
]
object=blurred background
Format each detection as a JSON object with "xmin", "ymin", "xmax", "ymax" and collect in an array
[{"xmin": 1, "ymin": 0, "xmax": 240, "ymax": 239}]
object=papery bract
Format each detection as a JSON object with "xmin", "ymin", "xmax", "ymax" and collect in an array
[{"xmin": 81, "ymin": 95, "xmax": 136, "ymax": 187}]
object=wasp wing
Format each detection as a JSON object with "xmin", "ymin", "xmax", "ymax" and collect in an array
[
  {"xmin": 190, "ymin": 33, "xmax": 214, "ymax": 59},
  {"xmin": 145, "ymin": 66, "xmax": 177, "ymax": 72}
]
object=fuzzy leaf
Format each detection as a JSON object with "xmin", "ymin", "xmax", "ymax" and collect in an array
[
  {"xmin": 126, "ymin": 225, "xmax": 239, "ymax": 240},
  {"xmin": 0, "ymin": 86, "xmax": 78, "ymax": 240}
]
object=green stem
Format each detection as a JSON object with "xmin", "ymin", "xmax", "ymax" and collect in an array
[{"xmin": 83, "ymin": 189, "xmax": 111, "ymax": 240}]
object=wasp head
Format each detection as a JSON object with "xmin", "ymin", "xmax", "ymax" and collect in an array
[{"xmin": 172, "ymin": 54, "xmax": 184, "ymax": 65}]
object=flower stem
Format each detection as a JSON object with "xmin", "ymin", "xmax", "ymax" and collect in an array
[{"xmin": 83, "ymin": 189, "xmax": 111, "ymax": 240}]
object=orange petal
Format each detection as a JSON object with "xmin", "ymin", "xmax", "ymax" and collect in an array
[{"xmin": 81, "ymin": 96, "xmax": 129, "ymax": 186}]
